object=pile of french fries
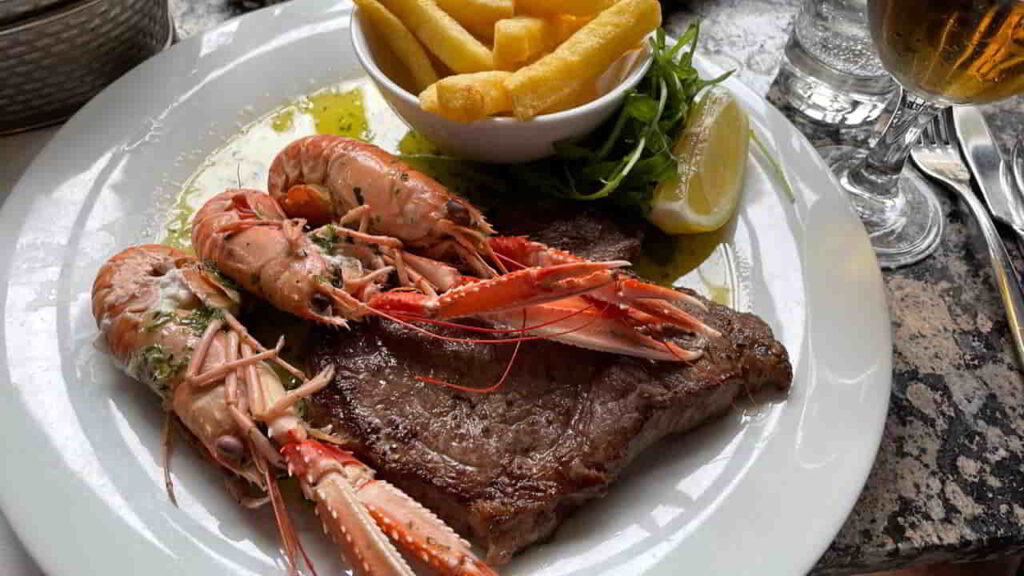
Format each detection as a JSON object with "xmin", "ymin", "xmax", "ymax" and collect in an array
[{"xmin": 354, "ymin": 0, "xmax": 661, "ymax": 121}]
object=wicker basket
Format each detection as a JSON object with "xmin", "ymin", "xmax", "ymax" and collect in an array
[{"xmin": 0, "ymin": 0, "xmax": 174, "ymax": 134}]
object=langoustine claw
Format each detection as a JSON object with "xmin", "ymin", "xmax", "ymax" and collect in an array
[
  {"xmin": 283, "ymin": 440, "xmax": 498, "ymax": 576},
  {"xmin": 488, "ymin": 235, "xmax": 721, "ymax": 338}
]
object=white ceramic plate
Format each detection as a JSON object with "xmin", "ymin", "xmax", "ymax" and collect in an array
[{"xmin": 0, "ymin": 1, "xmax": 892, "ymax": 575}]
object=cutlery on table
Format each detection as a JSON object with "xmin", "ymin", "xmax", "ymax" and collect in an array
[
  {"xmin": 1012, "ymin": 136, "xmax": 1024, "ymax": 215},
  {"xmin": 910, "ymin": 112, "xmax": 1024, "ymax": 363},
  {"xmin": 952, "ymin": 107, "xmax": 1024, "ymax": 253}
]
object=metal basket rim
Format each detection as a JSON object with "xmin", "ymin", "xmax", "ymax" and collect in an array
[
  {"xmin": 0, "ymin": 0, "xmax": 81, "ymax": 28},
  {"xmin": 0, "ymin": 0, "xmax": 106, "ymax": 36}
]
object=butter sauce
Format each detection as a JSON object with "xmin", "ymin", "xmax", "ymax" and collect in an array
[
  {"xmin": 164, "ymin": 79, "xmax": 400, "ymax": 250},
  {"xmin": 634, "ymin": 223, "xmax": 736, "ymax": 307}
]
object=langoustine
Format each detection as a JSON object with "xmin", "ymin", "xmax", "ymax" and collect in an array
[
  {"xmin": 190, "ymin": 134, "xmax": 713, "ymax": 362},
  {"xmin": 268, "ymin": 136, "xmax": 716, "ymax": 340},
  {"xmin": 92, "ymin": 244, "xmax": 498, "ymax": 576},
  {"xmin": 192, "ymin": 187, "xmax": 699, "ymax": 361}
]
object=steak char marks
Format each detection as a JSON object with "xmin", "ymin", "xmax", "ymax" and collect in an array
[{"xmin": 307, "ymin": 208, "xmax": 792, "ymax": 564}]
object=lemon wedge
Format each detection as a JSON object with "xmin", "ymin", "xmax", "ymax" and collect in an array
[{"xmin": 648, "ymin": 86, "xmax": 749, "ymax": 234}]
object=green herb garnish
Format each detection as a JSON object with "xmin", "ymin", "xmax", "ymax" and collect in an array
[
  {"xmin": 397, "ymin": 24, "xmax": 727, "ymax": 211},
  {"xmin": 145, "ymin": 310, "xmax": 177, "ymax": 332},
  {"xmin": 750, "ymin": 129, "xmax": 796, "ymax": 203},
  {"xmin": 310, "ymin": 225, "xmax": 343, "ymax": 255},
  {"xmin": 145, "ymin": 305, "xmax": 220, "ymax": 336},
  {"xmin": 201, "ymin": 259, "xmax": 241, "ymax": 292},
  {"xmin": 180, "ymin": 304, "xmax": 222, "ymax": 336},
  {"xmin": 529, "ymin": 24, "xmax": 730, "ymax": 205},
  {"xmin": 139, "ymin": 344, "xmax": 186, "ymax": 393}
]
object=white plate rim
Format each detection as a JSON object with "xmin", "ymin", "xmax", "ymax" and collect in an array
[{"xmin": 0, "ymin": 2, "xmax": 892, "ymax": 575}]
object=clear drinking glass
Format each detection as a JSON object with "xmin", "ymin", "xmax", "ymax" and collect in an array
[
  {"xmin": 824, "ymin": 0, "xmax": 1024, "ymax": 269},
  {"xmin": 776, "ymin": 0, "xmax": 898, "ymax": 126}
]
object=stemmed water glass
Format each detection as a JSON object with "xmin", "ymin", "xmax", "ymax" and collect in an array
[{"xmin": 822, "ymin": 0, "xmax": 1024, "ymax": 268}]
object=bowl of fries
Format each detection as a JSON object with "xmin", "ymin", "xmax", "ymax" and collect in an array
[{"xmin": 350, "ymin": 0, "xmax": 660, "ymax": 163}]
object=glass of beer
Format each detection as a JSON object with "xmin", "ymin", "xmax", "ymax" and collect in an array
[{"xmin": 822, "ymin": 0, "xmax": 1024, "ymax": 268}]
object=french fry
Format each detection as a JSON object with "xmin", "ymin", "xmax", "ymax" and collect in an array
[
  {"xmin": 550, "ymin": 13, "xmax": 593, "ymax": 43},
  {"xmin": 356, "ymin": 0, "xmax": 418, "ymax": 91},
  {"xmin": 419, "ymin": 83, "xmax": 441, "ymax": 113},
  {"xmin": 432, "ymin": 71, "xmax": 512, "ymax": 122},
  {"xmin": 355, "ymin": 0, "xmax": 439, "ymax": 91},
  {"xmin": 505, "ymin": 0, "xmax": 660, "ymax": 119},
  {"xmin": 540, "ymin": 83, "xmax": 598, "ymax": 114},
  {"xmin": 366, "ymin": 30, "xmax": 420, "ymax": 93},
  {"xmin": 435, "ymin": 0, "xmax": 513, "ymax": 41},
  {"xmin": 376, "ymin": 0, "xmax": 494, "ymax": 73},
  {"xmin": 515, "ymin": 0, "xmax": 615, "ymax": 16},
  {"xmin": 493, "ymin": 16, "xmax": 556, "ymax": 71}
]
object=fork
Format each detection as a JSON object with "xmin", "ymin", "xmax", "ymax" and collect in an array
[
  {"xmin": 1013, "ymin": 136, "xmax": 1024, "ymax": 201},
  {"xmin": 910, "ymin": 113, "xmax": 1024, "ymax": 362}
]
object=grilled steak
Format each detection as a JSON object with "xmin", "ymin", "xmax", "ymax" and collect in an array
[
  {"xmin": 483, "ymin": 200, "xmax": 647, "ymax": 264},
  {"xmin": 307, "ymin": 269, "xmax": 791, "ymax": 563}
]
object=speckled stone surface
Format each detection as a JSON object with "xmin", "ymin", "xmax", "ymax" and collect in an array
[
  {"xmin": 678, "ymin": 3, "xmax": 1024, "ymax": 574},
  {"xmin": 168, "ymin": 1, "xmax": 1024, "ymax": 574}
]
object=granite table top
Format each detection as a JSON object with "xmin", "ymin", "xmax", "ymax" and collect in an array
[{"xmin": 168, "ymin": 0, "xmax": 1024, "ymax": 573}]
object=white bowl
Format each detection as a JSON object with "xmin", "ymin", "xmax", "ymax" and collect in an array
[{"xmin": 349, "ymin": 7, "xmax": 653, "ymax": 163}]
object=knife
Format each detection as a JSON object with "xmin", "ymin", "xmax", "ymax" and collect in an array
[{"xmin": 952, "ymin": 107, "xmax": 1024, "ymax": 247}]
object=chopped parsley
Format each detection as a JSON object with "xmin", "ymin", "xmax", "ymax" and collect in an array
[
  {"xmin": 180, "ymin": 304, "xmax": 222, "ymax": 336},
  {"xmin": 145, "ymin": 304, "xmax": 220, "ymax": 336},
  {"xmin": 145, "ymin": 310, "xmax": 177, "ymax": 332},
  {"xmin": 310, "ymin": 225, "xmax": 344, "ymax": 255},
  {"xmin": 201, "ymin": 259, "xmax": 241, "ymax": 292},
  {"xmin": 139, "ymin": 344, "xmax": 186, "ymax": 393}
]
